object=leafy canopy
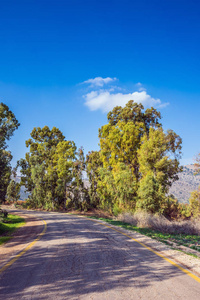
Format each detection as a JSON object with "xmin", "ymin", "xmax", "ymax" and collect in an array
[{"xmin": 0, "ymin": 103, "xmax": 20, "ymax": 203}]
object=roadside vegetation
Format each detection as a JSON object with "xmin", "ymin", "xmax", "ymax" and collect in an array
[
  {"xmin": 87, "ymin": 212, "xmax": 200, "ymax": 256},
  {"xmin": 1, "ymin": 101, "xmax": 200, "ymax": 249},
  {"xmin": 0, "ymin": 214, "xmax": 25, "ymax": 245}
]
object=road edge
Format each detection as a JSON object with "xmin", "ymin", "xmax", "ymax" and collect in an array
[
  {"xmin": 76, "ymin": 214, "xmax": 200, "ymax": 284},
  {"xmin": 0, "ymin": 218, "xmax": 47, "ymax": 275}
]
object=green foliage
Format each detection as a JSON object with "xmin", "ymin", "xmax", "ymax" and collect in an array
[
  {"xmin": 0, "ymin": 214, "xmax": 25, "ymax": 245},
  {"xmin": 0, "ymin": 150, "xmax": 13, "ymax": 203},
  {"xmin": 0, "ymin": 100, "xmax": 183, "ymax": 217},
  {"xmin": 137, "ymin": 127, "xmax": 182, "ymax": 214},
  {"xmin": 86, "ymin": 100, "xmax": 182, "ymax": 215},
  {"xmin": 107, "ymin": 100, "xmax": 161, "ymax": 130},
  {"xmin": 0, "ymin": 236, "xmax": 11, "ymax": 245},
  {"xmin": 137, "ymin": 172, "xmax": 166, "ymax": 213},
  {"xmin": 189, "ymin": 154, "xmax": 200, "ymax": 217},
  {"xmin": 163, "ymin": 196, "xmax": 182, "ymax": 219},
  {"xmin": 6, "ymin": 179, "xmax": 20, "ymax": 203},
  {"xmin": 112, "ymin": 203, "xmax": 123, "ymax": 217},
  {"xmin": 0, "ymin": 103, "xmax": 20, "ymax": 149},
  {"xmin": 67, "ymin": 147, "xmax": 90, "ymax": 210},
  {"xmin": 0, "ymin": 103, "xmax": 20, "ymax": 203},
  {"xmin": 99, "ymin": 100, "xmax": 162, "ymax": 178},
  {"xmin": 18, "ymin": 126, "xmax": 76, "ymax": 210},
  {"xmin": 0, "ymin": 214, "xmax": 25, "ymax": 235},
  {"xmin": 138, "ymin": 127, "xmax": 182, "ymax": 193},
  {"xmin": 96, "ymin": 163, "xmax": 137, "ymax": 212},
  {"xmin": 189, "ymin": 187, "xmax": 200, "ymax": 218},
  {"xmin": 86, "ymin": 151, "xmax": 102, "ymax": 207}
]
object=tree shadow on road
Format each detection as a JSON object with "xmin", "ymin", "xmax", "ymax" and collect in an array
[{"xmin": 0, "ymin": 213, "xmax": 198, "ymax": 299}]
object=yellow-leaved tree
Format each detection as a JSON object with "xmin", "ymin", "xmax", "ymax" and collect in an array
[{"xmin": 87, "ymin": 100, "xmax": 182, "ymax": 214}]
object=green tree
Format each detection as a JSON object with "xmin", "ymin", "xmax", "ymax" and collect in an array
[
  {"xmin": 138, "ymin": 127, "xmax": 182, "ymax": 193},
  {"xmin": 107, "ymin": 100, "xmax": 161, "ymax": 130},
  {"xmin": 97, "ymin": 163, "xmax": 137, "ymax": 214},
  {"xmin": 189, "ymin": 188, "xmax": 200, "ymax": 218},
  {"xmin": 0, "ymin": 150, "xmax": 13, "ymax": 202},
  {"xmin": 95, "ymin": 100, "xmax": 182, "ymax": 214},
  {"xmin": 18, "ymin": 126, "xmax": 76, "ymax": 210},
  {"xmin": 136, "ymin": 172, "xmax": 166, "ymax": 213},
  {"xmin": 67, "ymin": 148, "xmax": 90, "ymax": 210},
  {"xmin": 99, "ymin": 100, "xmax": 162, "ymax": 181},
  {"xmin": 53, "ymin": 140, "xmax": 77, "ymax": 208},
  {"xmin": 86, "ymin": 151, "xmax": 102, "ymax": 207},
  {"xmin": 137, "ymin": 127, "xmax": 182, "ymax": 213},
  {"xmin": 6, "ymin": 179, "xmax": 20, "ymax": 203},
  {"xmin": 0, "ymin": 103, "xmax": 20, "ymax": 202},
  {"xmin": 190, "ymin": 152, "xmax": 200, "ymax": 217},
  {"xmin": 0, "ymin": 103, "xmax": 20, "ymax": 149}
]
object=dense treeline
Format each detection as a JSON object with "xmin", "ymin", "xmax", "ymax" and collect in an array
[{"xmin": 0, "ymin": 101, "xmax": 200, "ymax": 218}]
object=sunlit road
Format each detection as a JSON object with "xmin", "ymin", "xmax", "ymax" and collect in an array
[{"xmin": 0, "ymin": 209, "xmax": 200, "ymax": 299}]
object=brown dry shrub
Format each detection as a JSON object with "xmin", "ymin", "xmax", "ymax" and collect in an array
[
  {"xmin": 118, "ymin": 212, "xmax": 138, "ymax": 226},
  {"xmin": 118, "ymin": 211, "xmax": 200, "ymax": 236},
  {"xmin": 17, "ymin": 200, "xmax": 25, "ymax": 205}
]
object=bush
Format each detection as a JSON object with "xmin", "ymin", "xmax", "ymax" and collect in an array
[
  {"xmin": 112, "ymin": 203, "xmax": 122, "ymax": 217},
  {"xmin": 0, "ymin": 209, "xmax": 8, "ymax": 219},
  {"xmin": 136, "ymin": 173, "xmax": 166, "ymax": 214},
  {"xmin": 118, "ymin": 211, "xmax": 200, "ymax": 235},
  {"xmin": 189, "ymin": 188, "xmax": 200, "ymax": 218}
]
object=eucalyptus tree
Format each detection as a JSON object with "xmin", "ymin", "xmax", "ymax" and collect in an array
[
  {"xmin": 89, "ymin": 100, "xmax": 182, "ymax": 214},
  {"xmin": 0, "ymin": 103, "xmax": 20, "ymax": 202},
  {"xmin": 18, "ymin": 126, "xmax": 76, "ymax": 209},
  {"xmin": 0, "ymin": 103, "xmax": 20, "ymax": 149},
  {"xmin": 6, "ymin": 179, "xmax": 20, "ymax": 203},
  {"xmin": 86, "ymin": 150, "xmax": 102, "ymax": 207},
  {"xmin": 137, "ymin": 127, "xmax": 182, "ymax": 213},
  {"xmin": 67, "ymin": 147, "xmax": 90, "ymax": 210},
  {"xmin": 99, "ymin": 100, "xmax": 162, "ymax": 181}
]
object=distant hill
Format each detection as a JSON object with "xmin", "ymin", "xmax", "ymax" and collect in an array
[{"xmin": 169, "ymin": 165, "xmax": 200, "ymax": 203}]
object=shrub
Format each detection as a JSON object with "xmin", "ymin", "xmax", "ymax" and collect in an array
[
  {"xmin": 189, "ymin": 187, "xmax": 200, "ymax": 218},
  {"xmin": 118, "ymin": 211, "xmax": 200, "ymax": 235}
]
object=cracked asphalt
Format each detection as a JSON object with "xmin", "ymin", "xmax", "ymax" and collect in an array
[{"xmin": 0, "ymin": 209, "xmax": 200, "ymax": 299}]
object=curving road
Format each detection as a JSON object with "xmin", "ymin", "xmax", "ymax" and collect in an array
[{"xmin": 0, "ymin": 209, "xmax": 200, "ymax": 299}]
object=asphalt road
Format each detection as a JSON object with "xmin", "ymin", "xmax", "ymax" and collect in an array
[{"xmin": 0, "ymin": 209, "xmax": 200, "ymax": 299}]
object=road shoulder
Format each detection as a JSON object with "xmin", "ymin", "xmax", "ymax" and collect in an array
[
  {"xmin": 84, "ymin": 216, "xmax": 200, "ymax": 279},
  {"xmin": 0, "ymin": 209, "xmax": 44, "ymax": 269}
]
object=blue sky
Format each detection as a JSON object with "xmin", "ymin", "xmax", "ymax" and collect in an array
[{"xmin": 0, "ymin": 0, "xmax": 200, "ymax": 167}]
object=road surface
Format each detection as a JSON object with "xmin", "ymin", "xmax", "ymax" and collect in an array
[{"xmin": 0, "ymin": 209, "xmax": 200, "ymax": 299}]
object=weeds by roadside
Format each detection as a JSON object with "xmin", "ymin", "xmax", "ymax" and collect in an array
[
  {"xmin": 87, "ymin": 212, "xmax": 200, "ymax": 255},
  {"xmin": 118, "ymin": 212, "xmax": 200, "ymax": 235}
]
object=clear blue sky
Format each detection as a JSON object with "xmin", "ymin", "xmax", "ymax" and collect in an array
[{"xmin": 0, "ymin": 0, "xmax": 200, "ymax": 166}]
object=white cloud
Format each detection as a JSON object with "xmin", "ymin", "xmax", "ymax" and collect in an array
[
  {"xmin": 135, "ymin": 82, "xmax": 146, "ymax": 92},
  {"xmin": 83, "ymin": 77, "xmax": 117, "ymax": 87},
  {"xmin": 84, "ymin": 90, "xmax": 169, "ymax": 113}
]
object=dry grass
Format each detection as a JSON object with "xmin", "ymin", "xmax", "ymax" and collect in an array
[{"xmin": 118, "ymin": 211, "xmax": 200, "ymax": 235}]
